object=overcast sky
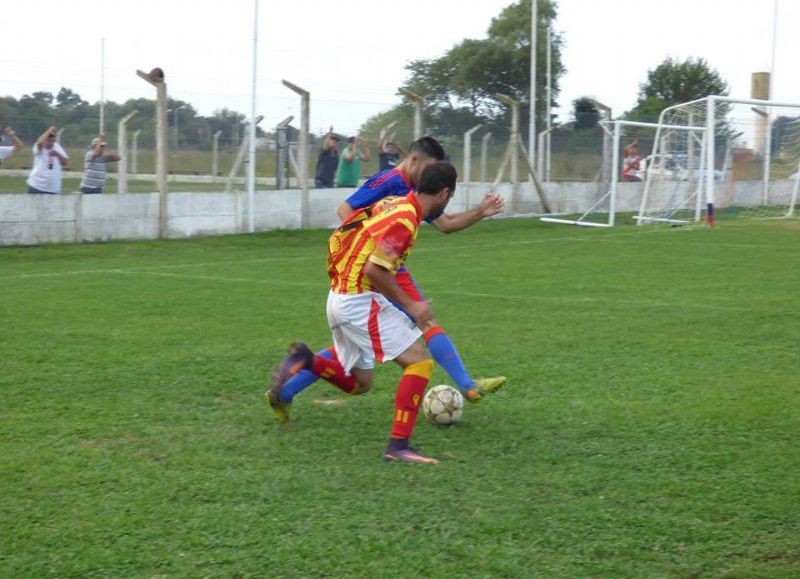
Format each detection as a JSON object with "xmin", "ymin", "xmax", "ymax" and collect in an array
[{"xmin": 2, "ymin": 0, "xmax": 797, "ymax": 136}]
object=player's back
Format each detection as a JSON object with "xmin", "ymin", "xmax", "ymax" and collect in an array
[
  {"xmin": 328, "ymin": 194, "xmax": 421, "ymax": 294},
  {"xmin": 344, "ymin": 168, "xmax": 412, "ymax": 212}
]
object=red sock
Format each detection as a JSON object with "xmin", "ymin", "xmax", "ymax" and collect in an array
[
  {"xmin": 312, "ymin": 354, "xmax": 358, "ymax": 394},
  {"xmin": 390, "ymin": 359, "xmax": 434, "ymax": 440}
]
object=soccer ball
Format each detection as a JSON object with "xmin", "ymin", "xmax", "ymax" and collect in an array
[{"xmin": 422, "ymin": 384, "xmax": 464, "ymax": 426}]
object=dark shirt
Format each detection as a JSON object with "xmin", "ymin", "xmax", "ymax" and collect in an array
[
  {"xmin": 378, "ymin": 151, "xmax": 401, "ymax": 172},
  {"xmin": 315, "ymin": 147, "xmax": 339, "ymax": 187}
]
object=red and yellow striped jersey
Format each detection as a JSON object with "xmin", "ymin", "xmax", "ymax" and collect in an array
[{"xmin": 328, "ymin": 193, "xmax": 423, "ymax": 294}]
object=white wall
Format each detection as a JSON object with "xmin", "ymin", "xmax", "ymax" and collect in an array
[{"xmin": 0, "ymin": 180, "xmax": 786, "ymax": 247}]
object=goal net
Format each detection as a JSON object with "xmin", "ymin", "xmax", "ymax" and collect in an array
[
  {"xmin": 540, "ymin": 120, "xmax": 662, "ymax": 227},
  {"xmin": 637, "ymin": 96, "xmax": 800, "ymax": 226}
]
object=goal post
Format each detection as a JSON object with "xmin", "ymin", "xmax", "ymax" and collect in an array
[
  {"xmin": 636, "ymin": 95, "xmax": 800, "ymax": 226},
  {"xmin": 540, "ymin": 119, "xmax": 666, "ymax": 228}
]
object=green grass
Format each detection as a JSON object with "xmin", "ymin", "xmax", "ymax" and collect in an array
[{"xmin": 1, "ymin": 219, "xmax": 799, "ymax": 578}]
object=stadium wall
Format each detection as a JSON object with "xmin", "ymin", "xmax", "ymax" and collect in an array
[{"xmin": 0, "ymin": 180, "xmax": 770, "ymax": 246}]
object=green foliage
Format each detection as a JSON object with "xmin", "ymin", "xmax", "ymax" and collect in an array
[
  {"xmin": 625, "ymin": 57, "xmax": 730, "ymax": 122},
  {"xmin": 1, "ymin": 219, "xmax": 799, "ymax": 577},
  {"xmin": 364, "ymin": 0, "xmax": 564, "ymax": 140},
  {"xmin": 0, "ymin": 90, "xmax": 256, "ymax": 151},
  {"xmin": 571, "ymin": 97, "xmax": 601, "ymax": 130}
]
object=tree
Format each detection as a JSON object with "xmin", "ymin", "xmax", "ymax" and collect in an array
[
  {"xmin": 572, "ymin": 97, "xmax": 601, "ymax": 130},
  {"xmin": 56, "ymin": 88, "xmax": 87, "ymax": 111},
  {"xmin": 625, "ymin": 57, "xmax": 730, "ymax": 122},
  {"xmin": 365, "ymin": 0, "xmax": 564, "ymax": 141}
]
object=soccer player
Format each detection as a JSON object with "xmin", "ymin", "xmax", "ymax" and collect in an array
[
  {"xmin": 269, "ymin": 137, "xmax": 506, "ymax": 417},
  {"xmin": 270, "ymin": 161, "xmax": 461, "ymax": 463}
]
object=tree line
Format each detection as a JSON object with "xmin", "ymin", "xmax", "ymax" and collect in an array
[{"xmin": 0, "ymin": 88, "xmax": 258, "ymax": 151}]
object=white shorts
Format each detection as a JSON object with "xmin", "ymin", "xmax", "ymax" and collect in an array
[{"xmin": 326, "ymin": 290, "xmax": 422, "ymax": 374}]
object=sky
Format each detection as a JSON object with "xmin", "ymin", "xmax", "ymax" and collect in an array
[{"xmin": 2, "ymin": 0, "xmax": 798, "ymax": 137}]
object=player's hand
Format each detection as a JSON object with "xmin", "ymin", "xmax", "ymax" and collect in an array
[{"xmin": 479, "ymin": 192, "xmax": 504, "ymax": 218}]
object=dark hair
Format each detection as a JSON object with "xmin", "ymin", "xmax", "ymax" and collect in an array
[
  {"xmin": 408, "ymin": 136, "xmax": 445, "ymax": 161},
  {"xmin": 417, "ymin": 161, "xmax": 457, "ymax": 196}
]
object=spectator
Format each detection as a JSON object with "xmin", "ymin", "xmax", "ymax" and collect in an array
[
  {"xmin": 80, "ymin": 135, "xmax": 121, "ymax": 194},
  {"xmin": 621, "ymin": 140, "xmax": 643, "ymax": 182},
  {"xmin": 377, "ymin": 127, "xmax": 402, "ymax": 171},
  {"xmin": 334, "ymin": 136, "xmax": 370, "ymax": 187},
  {"xmin": 0, "ymin": 126, "xmax": 24, "ymax": 165},
  {"xmin": 314, "ymin": 127, "xmax": 340, "ymax": 188},
  {"xmin": 26, "ymin": 126, "xmax": 68, "ymax": 194}
]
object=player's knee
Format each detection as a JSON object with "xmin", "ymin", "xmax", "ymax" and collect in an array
[
  {"xmin": 405, "ymin": 358, "xmax": 434, "ymax": 380},
  {"xmin": 353, "ymin": 381, "xmax": 372, "ymax": 395}
]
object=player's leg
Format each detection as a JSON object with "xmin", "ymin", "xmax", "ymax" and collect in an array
[
  {"xmin": 266, "ymin": 341, "xmax": 371, "ymax": 424},
  {"xmin": 271, "ymin": 346, "xmax": 334, "ymax": 404},
  {"xmin": 395, "ymin": 267, "xmax": 505, "ymax": 403},
  {"xmin": 382, "ymin": 340, "xmax": 438, "ymax": 464}
]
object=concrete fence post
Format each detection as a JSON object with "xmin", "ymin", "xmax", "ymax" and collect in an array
[
  {"xmin": 137, "ymin": 67, "xmax": 169, "ymax": 237},
  {"xmin": 463, "ymin": 124, "xmax": 482, "ymax": 209},
  {"xmin": 131, "ymin": 130, "xmax": 141, "ymax": 174},
  {"xmin": 399, "ymin": 89, "xmax": 424, "ymax": 140},
  {"xmin": 117, "ymin": 111, "xmax": 137, "ymax": 194},
  {"xmin": 212, "ymin": 130, "xmax": 222, "ymax": 181},
  {"xmin": 282, "ymin": 80, "xmax": 310, "ymax": 228},
  {"xmin": 275, "ymin": 116, "xmax": 294, "ymax": 190},
  {"xmin": 480, "ymin": 132, "xmax": 492, "ymax": 185}
]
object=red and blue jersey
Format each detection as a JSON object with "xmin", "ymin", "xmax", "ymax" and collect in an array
[
  {"xmin": 344, "ymin": 167, "xmax": 412, "ymax": 211},
  {"xmin": 345, "ymin": 167, "xmax": 439, "ymax": 224}
]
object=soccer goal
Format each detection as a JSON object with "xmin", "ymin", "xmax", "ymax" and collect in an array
[
  {"xmin": 637, "ymin": 95, "xmax": 800, "ymax": 226},
  {"xmin": 540, "ymin": 119, "xmax": 673, "ymax": 227}
]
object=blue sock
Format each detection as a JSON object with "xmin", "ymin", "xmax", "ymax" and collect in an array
[
  {"xmin": 425, "ymin": 330, "xmax": 473, "ymax": 392},
  {"xmin": 279, "ymin": 347, "xmax": 334, "ymax": 403}
]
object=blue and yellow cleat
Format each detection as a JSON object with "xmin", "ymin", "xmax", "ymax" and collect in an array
[
  {"xmin": 464, "ymin": 376, "xmax": 506, "ymax": 404},
  {"xmin": 266, "ymin": 342, "xmax": 314, "ymax": 424},
  {"xmin": 265, "ymin": 388, "xmax": 291, "ymax": 424}
]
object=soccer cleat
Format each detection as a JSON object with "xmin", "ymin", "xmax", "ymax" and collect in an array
[
  {"xmin": 265, "ymin": 388, "xmax": 291, "ymax": 424},
  {"xmin": 266, "ymin": 342, "xmax": 314, "ymax": 424},
  {"xmin": 464, "ymin": 376, "xmax": 506, "ymax": 404},
  {"xmin": 270, "ymin": 342, "xmax": 314, "ymax": 392},
  {"xmin": 382, "ymin": 446, "xmax": 439, "ymax": 464}
]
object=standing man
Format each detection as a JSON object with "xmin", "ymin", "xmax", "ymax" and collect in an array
[
  {"xmin": 377, "ymin": 127, "xmax": 402, "ymax": 171},
  {"xmin": 80, "ymin": 135, "xmax": 121, "ymax": 194},
  {"xmin": 334, "ymin": 136, "xmax": 370, "ymax": 187},
  {"xmin": 26, "ymin": 126, "xmax": 68, "ymax": 194},
  {"xmin": 271, "ymin": 162, "xmax": 460, "ymax": 464},
  {"xmin": 268, "ymin": 137, "xmax": 505, "ymax": 423},
  {"xmin": 0, "ymin": 126, "xmax": 24, "ymax": 165},
  {"xmin": 314, "ymin": 127, "xmax": 340, "ymax": 188}
]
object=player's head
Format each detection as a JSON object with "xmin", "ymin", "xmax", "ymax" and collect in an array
[
  {"xmin": 405, "ymin": 136, "xmax": 446, "ymax": 186},
  {"xmin": 416, "ymin": 160, "xmax": 457, "ymax": 218}
]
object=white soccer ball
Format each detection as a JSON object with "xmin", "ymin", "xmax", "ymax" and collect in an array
[{"xmin": 422, "ymin": 384, "xmax": 464, "ymax": 426}]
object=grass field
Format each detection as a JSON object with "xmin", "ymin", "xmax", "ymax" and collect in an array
[{"xmin": 2, "ymin": 218, "xmax": 799, "ymax": 578}]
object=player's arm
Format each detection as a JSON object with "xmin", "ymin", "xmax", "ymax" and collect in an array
[
  {"xmin": 364, "ymin": 261, "xmax": 433, "ymax": 329},
  {"xmin": 336, "ymin": 200, "xmax": 355, "ymax": 222},
  {"xmin": 106, "ymin": 153, "xmax": 121, "ymax": 162},
  {"xmin": 430, "ymin": 192, "xmax": 504, "ymax": 234},
  {"xmin": 3, "ymin": 127, "xmax": 23, "ymax": 152}
]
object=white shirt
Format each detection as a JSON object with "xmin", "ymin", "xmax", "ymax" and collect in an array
[
  {"xmin": 26, "ymin": 142, "xmax": 68, "ymax": 193},
  {"xmin": 0, "ymin": 145, "xmax": 15, "ymax": 163}
]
